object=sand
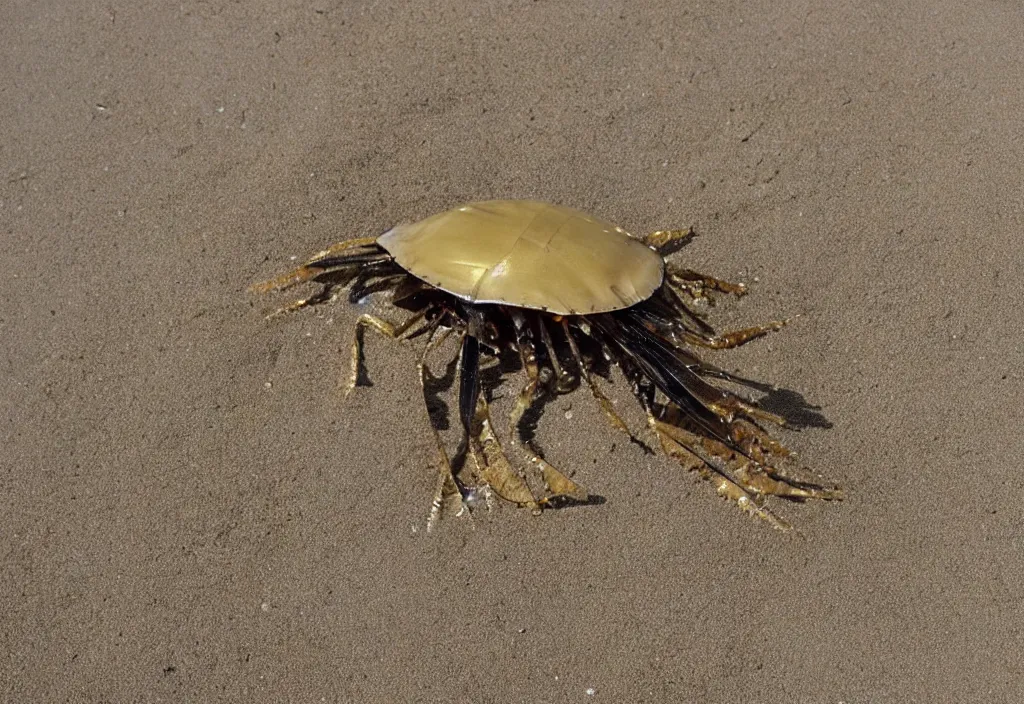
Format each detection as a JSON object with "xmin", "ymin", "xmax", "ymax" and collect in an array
[{"xmin": 3, "ymin": 0, "xmax": 1023, "ymax": 700}]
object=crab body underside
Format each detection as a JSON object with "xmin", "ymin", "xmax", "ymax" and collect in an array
[{"xmin": 253, "ymin": 200, "xmax": 840, "ymax": 531}]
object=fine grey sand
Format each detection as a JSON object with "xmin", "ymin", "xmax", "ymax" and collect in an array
[{"xmin": 3, "ymin": 1, "xmax": 1023, "ymax": 701}]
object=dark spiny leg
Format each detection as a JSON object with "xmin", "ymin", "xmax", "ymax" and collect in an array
[
  {"xmin": 391, "ymin": 277, "xmax": 433, "ymax": 307},
  {"xmin": 491, "ymin": 318, "xmax": 589, "ymax": 505},
  {"xmin": 508, "ymin": 312, "xmax": 541, "ymax": 441},
  {"xmin": 657, "ymin": 407, "xmax": 839, "ymax": 501},
  {"xmin": 649, "ymin": 409, "xmax": 793, "ymax": 531},
  {"xmin": 458, "ymin": 309, "xmax": 546, "ymax": 510},
  {"xmin": 595, "ymin": 313, "xmax": 734, "ymax": 444},
  {"xmin": 458, "ymin": 331, "xmax": 481, "ymax": 438},
  {"xmin": 643, "ymin": 353, "xmax": 785, "ymax": 430},
  {"xmin": 614, "ymin": 302, "xmax": 782, "ymax": 423},
  {"xmin": 537, "ymin": 316, "xmax": 573, "ymax": 392},
  {"xmin": 659, "ymin": 281, "xmax": 717, "ymax": 336},
  {"xmin": 347, "ymin": 272, "xmax": 408, "ymax": 304},
  {"xmin": 615, "ymin": 351, "xmax": 668, "ymax": 452},
  {"xmin": 654, "ymin": 367, "xmax": 836, "ymax": 504},
  {"xmin": 455, "ymin": 315, "xmax": 579, "ymax": 510},
  {"xmin": 612, "ymin": 310, "xmax": 783, "ymax": 437},
  {"xmin": 619, "ymin": 357, "xmax": 793, "ymax": 530},
  {"xmin": 602, "ymin": 313, "xmax": 840, "ymax": 526},
  {"xmin": 561, "ymin": 319, "xmax": 644, "ymax": 447},
  {"xmin": 417, "ymin": 325, "xmax": 466, "ymax": 531},
  {"xmin": 457, "ymin": 324, "xmax": 498, "ymax": 509},
  {"xmin": 258, "ymin": 267, "xmax": 388, "ymax": 319},
  {"xmin": 345, "ymin": 307, "xmax": 431, "ymax": 396}
]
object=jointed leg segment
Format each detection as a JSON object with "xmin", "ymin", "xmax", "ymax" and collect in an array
[
  {"xmin": 250, "ymin": 236, "xmax": 382, "ymax": 294},
  {"xmin": 669, "ymin": 267, "xmax": 748, "ymax": 298},
  {"xmin": 417, "ymin": 326, "xmax": 466, "ymax": 531},
  {"xmin": 663, "ymin": 267, "xmax": 791, "ymax": 350},
  {"xmin": 471, "ymin": 393, "xmax": 588, "ymax": 508},
  {"xmin": 312, "ymin": 236, "xmax": 382, "ymax": 261},
  {"xmin": 263, "ymin": 285, "xmax": 341, "ymax": 319},
  {"xmin": 508, "ymin": 314, "xmax": 541, "ymax": 440},
  {"xmin": 561, "ymin": 319, "xmax": 638, "ymax": 444},
  {"xmin": 538, "ymin": 317, "xmax": 573, "ymax": 392},
  {"xmin": 252, "ymin": 226, "xmax": 837, "ymax": 529},
  {"xmin": 345, "ymin": 309, "xmax": 429, "ymax": 395},
  {"xmin": 643, "ymin": 227, "xmax": 695, "ymax": 252},
  {"xmin": 684, "ymin": 319, "xmax": 791, "ymax": 350}
]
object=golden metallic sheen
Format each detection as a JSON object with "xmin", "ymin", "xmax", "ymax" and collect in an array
[
  {"xmin": 377, "ymin": 200, "xmax": 664, "ymax": 315},
  {"xmin": 252, "ymin": 200, "xmax": 841, "ymax": 531}
]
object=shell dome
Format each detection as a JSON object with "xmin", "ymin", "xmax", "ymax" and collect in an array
[{"xmin": 377, "ymin": 200, "xmax": 664, "ymax": 315}]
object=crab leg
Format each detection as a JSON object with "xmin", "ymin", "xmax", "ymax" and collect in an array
[
  {"xmin": 658, "ymin": 412, "xmax": 836, "ymax": 500},
  {"xmin": 538, "ymin": 316, "xmax": 573, "ymax": 392},
  {"xmin": 649, "ymin": 350, "xmax": 787, "ymax": 428},
  {"xmin": 683, "ymin": 319, "xmax": 791, "ymax": 350},
  {"xmin": 345, "ymin": 308, "xmax": 430, "ymax": 396},
  {"xmin": 642, "ymin": 227, "xmax": 695, "ymax": 253},
  {"xmin": 623, "ymin": 358, "xmax": 793, "ymax": 528},
  {"xmin": 649, "ymin": 411, "xmax": 793, "ymax": 531},
  {"xmin": 602, "ymin": 312, "xmax": 788, "ymax": 448},
  {"xmin": 451, "ymin": 314, "xmax": 579, "ymax": 508},
  {"xmin": 417, "ymin": 325, "xmax": 466, "ymax": 531},
  {"xmin": 612, "ymin": 308, "xmax": 790, "ymax": 431},
  {"xmin": 668, "ymin": 268, "xmax": 748, "ymax": 298},
  {"xmin": 659, "ymin": 281, "xmax": 717, "ymax": 337},
  {"xmin": 472, "ymin": 396, "xmax": 540, "ymax": 510},
  {"xmin": 462, "ymin": 317, "xmax": 583, "ymax": 505},
  {"xmin": 310, "ymin": 236, "xmax": 383, "ymax": 260},
  {"xmin": 597, "ymin": 312, "xmax": 735, "ymax": 444},
  {"xmin": 607, "ymin": 308, "xmax": 839, "ymax": 525},
  {"xmin": 480, "ymin": 392, "xmax": 587, "ymax": 507},
  {"xmin": 263, "ymin": 284, "xmax": 343, "ymax": 319},
  {"xmin": 508, "ymin": 313, "xmax": 542, "ymax": 440},
  {"xmin": 250, "ymin": 238, "xmax": 384, "ymax": 294},
  {"xmin": 560, "ymin": 319, "xmax": 639, "ymax": 444},
  {"xmin": 457, "ymin": 331, "xmax": 481, "ymax": 436},
  {"xmin": 661, "ymin": 268, "xmax": 792, "ymax": 349},
  {"xmin": 526, "ymin": 451, "xmax": 589, "ymax": 505},
  {"xmin": 457, "ymin": 337, "xmax": 538, "ymax": 509},
  {"xmin": 455, "ymin": 327, "xmax": 493, "ymax": 506}
]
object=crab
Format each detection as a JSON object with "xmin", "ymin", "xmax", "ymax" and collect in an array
[{"xmin": 252, "ymin": 200, "xmax": 840, "ymax": 530}]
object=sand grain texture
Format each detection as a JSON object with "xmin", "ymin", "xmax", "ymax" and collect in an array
[{"xmin": 3, "ymin": 1, "xmax": 1023, "ymax": 701}]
